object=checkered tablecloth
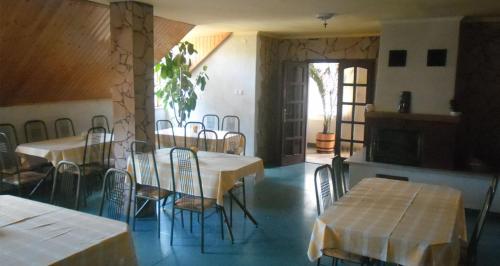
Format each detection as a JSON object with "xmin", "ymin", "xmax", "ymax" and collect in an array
[
  {"xmin": 307, "ymin": 178, "xmax": 466, "ymax": 266},
  {"xmin": 157, "ymin": 128, "xmax": 237, "ymax": 152},
  {"xmin": 0, "ymin": 195, "xmax": 137, "ymax": 266}
]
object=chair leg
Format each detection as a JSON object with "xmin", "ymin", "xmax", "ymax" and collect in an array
[
  {"xmin": 190, "ymin": 211, "xmax": 193, "ymax": 233},
  {"xmin": 242, "ymin": 178, "xmax": 246, "ymax": 218},
  {"xmin": 220, "ymin": 206, "xmax": 234, "ymax": 243},
  {"xmin": 170, "ymin": 205, "xmax": 175, "ymax": 246},
  {"xmin": 229, "ymin": 195, "xmax": 233, "ymax": 227},
  {"xmin": 219, "ymin": 207, "xmax": 224, "ymax": 240},
  {"xmin": 317, "ymin": 258, "xmax": 321, "ymax": 266},
  {"xmin": 133, "ymin": 196, "xmax": 137, "ymax": 231},
  {"xmin": 181, "ymin": 210, "xmax": 185, "ymax": 228},
  {"xmin": 157, "ymin": 200, "xmax": 161, "ymax": 238},
  {"xmin": 201, "ymin": 210, "xmax": 205, "ymax": 253}
]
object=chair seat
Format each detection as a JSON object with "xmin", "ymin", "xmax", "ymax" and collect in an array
[
  {"xmin": 136, "ymin": 184, "xmax": 169, "ymax": 200},
  {"xmin": 175, "ymin": 196, "xmax": 217, "ymax": 212},
  {"xmin": 323, "ymin": 248, "xmax": 366, "ymax": 263},
  {"xmin": 233, "ymin": 180, "xmax": 244, "ymax": 189},
  {"xmin": 2, "ymin": 171, "xmax": 47, "ymax": 185}
]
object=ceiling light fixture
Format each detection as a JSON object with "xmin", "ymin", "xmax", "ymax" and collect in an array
[{"xmin": 316, "ymin": 13, "xmax": 335, "ymax": 28}]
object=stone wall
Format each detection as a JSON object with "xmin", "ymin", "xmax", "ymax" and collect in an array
[{"xmin": 256, "ymin": 35, "xmax": 379, "ymax": 164}]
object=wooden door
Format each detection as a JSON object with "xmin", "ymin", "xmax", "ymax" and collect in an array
[
  {"xmin": 336, "ymin": 61, "xmax": 375, "ymax": 158},
  {"xmin": 280, "ymin": 62, "xmax": 309, "ymax": 165}
]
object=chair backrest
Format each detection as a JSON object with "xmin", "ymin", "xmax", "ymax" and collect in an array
[
  {"xmin": 99, "ymin": 168, "xmax": 133, "ymax": 224},
  {"xmin": 170, "ymin": 147, "xmax": 204, "ymax": 209},
  {"xmin": 54, "ymin": 118, "xmax": 76, "ymax": 138},
  {"xmin": 332, "ymin": 156, "xmax": 348, "ymax": 198},
  {"xmin": 221, "ymin": 115, "xmax": 240, "ymax": 132},
  {"xmin": 156, "ymin": 120, "xmax": 176, "ymax": 149},
  {"xmin": 0, "ymin": 124, "xmax": 19, "ymax": 148},
  {"xmin": 184, "ymin": 122, "xmax": 205, "ymax": 147},
  {"xmin": 222, "ymin": 132, "xmax": 246, "ymax": 155},
  {"xmin": 197, "ymin": 129, "xmax": 218, "ymax": 152},
  {"xmin": 24, "ymin": 120, "xmax": 49, "ymax": 142},
  {"xmin": 91, "ymin": 115, "xmax": 110, "ymax": 132},
  {"xmin": 50, "ymin": 161, "xmax": 82, "ymax": 210},
  {"xmin": 468, "ymin": 185, "xmax": 494, "ymax": 265},
  {"xmin": 314, "ymin": 164, "xmax": 335, "ymax": 216},
  {"xmin": 106, "ymin": 127, "xmax": 114, "ymax": 169},
  {"xmin": 202, "ymin": 114, "xmax": 220, "ymax": 131},
  {"xmin": 130, "ymin": 140, "xmax": 161, "ymax": 189},
  {"xmin": 0, "ymin": 132, "xmax": 20, "ymax": 179},
  {"xmin": 82, "ymin": 127, "xmax": 107, "ymax": 171}
]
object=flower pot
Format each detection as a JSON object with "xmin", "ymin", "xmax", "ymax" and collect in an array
[{"xmin": 316, "ymin": 132, "xmax": 335, "ymax": 154}]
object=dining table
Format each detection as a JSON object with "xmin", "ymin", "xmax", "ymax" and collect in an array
[
  {"xmin": 307, "ymin": 177, "xmax": 467, "ymax": 266},
  {"xmin": 15, "ymin": 134, "xmax": 113, "ymax": 166},
  {"xmin": 127, "ymin": 148, "xmax": 264, "ymax": 226},
  {"xmin": 0, "ymin": 195, "xmax": 137, "ymax": 266},
  {"xmin": 156, "ymin": 127, "xmax": 235, "ymax": 151}
]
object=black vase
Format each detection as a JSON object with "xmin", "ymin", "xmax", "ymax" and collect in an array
[{"xmin": 398, "ymin": 91, "xmax": 411, "ymax": 113}]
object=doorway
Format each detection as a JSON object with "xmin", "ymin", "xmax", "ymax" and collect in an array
[{"xmin": 280, "ymin": 60, "xmax": 375, "ymax": 165}]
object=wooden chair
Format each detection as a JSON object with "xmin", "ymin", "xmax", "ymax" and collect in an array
[
  {"xmin": 156, "ymin": 120, "xmax": 176, "ymax": 149},
  {"xmin": 54, "ymin": 118, "xmax": 76, "ymax": 138},
  {"xmin": 169, "ymin": 147, "xmax": 233, "ymax": 253},
  {"xmin": 130, "ymin": 140, "xmax": 171, "ymax": 238},
  {"xmin": 0, "ymin": 133, "xmax": 49, "ymax": 196},
  {"xmin": 91, "ymin": 115, "xmax": 110, "ymax": 132},
  {"xmin": 184, "ymin": 122, "xmax": 205, "ymax": 147},
  {"xmin": 221, "ymin": 115, "xmax": 240, "ymax": 132},
  {"xmin": 99, "ymin": 168, "xmax": 133, "ymax": 224},
  {"xmin": 314, "ymin": 164, "xmax": 369, "ymax": 266},
  {"xmin": 24, "ymin": 120, "xmax": 49, "ymax": 142},
  {"xmin": 223, "ymin": 132, "xmax": 247, "ymax": 226},
  {"xmin": 197, "ymin": 129, "xmax": 218, "ymax": 152},
  {"xmin": 202, "ymin": 114, "xmax": 220, "ymax": 131},
  {"xmin": 50, "ymin": 161, "xmax": 82, "ymax": 210}
]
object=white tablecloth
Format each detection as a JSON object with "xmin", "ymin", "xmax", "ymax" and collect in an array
[
  {"xmin": 0, "ymin": 195, "xmax": 137, "ymax": 266},
  {"xmin": 15, "ymin": 134, "xmax": 113, "ymax": 166},
  {"xmin": 307, "ymin": 178, "xmax": 466, "ymax": 266},
  {"xmin": 128, "ymin": 148, "xmax": 264, "ymax": 205}
]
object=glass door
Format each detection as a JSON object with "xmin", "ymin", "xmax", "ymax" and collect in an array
[{"xmin": 336, "ymin": 61, "xmax": 375, "ymax": 158}]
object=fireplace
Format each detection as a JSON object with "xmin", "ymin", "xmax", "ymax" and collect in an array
[
  {"xmin": 365, "ymin": 112, "xmax": 459, "ymax": 170},
  {"xmin": 369, "ymin": 128, "xmax": 422, "ymax": 166}
]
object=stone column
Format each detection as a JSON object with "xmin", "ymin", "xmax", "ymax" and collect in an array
[{"xmin": 110, "ymin": 1, "xmax": 155, "ymax": 169}]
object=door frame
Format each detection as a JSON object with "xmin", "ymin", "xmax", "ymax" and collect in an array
[{"xmin": 278, "ymin": 59, "xmax": 376, "ymax": 165}]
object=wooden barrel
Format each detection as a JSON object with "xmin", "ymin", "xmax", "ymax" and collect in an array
[{"xmin": 316, "ymin": 133, "xmax": 335, "ymax": 153}]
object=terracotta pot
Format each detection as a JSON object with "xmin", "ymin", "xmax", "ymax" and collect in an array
[{"xmin": 316, "ymin": 132, "xmax": 335, "ymax": 154}]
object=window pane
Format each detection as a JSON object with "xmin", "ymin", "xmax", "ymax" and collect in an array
[
  {"xmin": 355, "ymin": 86, "xmax": 367, "ymax": 103},
  {"xmin": 340, "ymin": 123, "xmax": 352, "ymax": 139},
  {"xmin": 353, "ymin": 143, "xmax": 364, "ymax": 154},
  {"xmin": 353, "ymin": 124, "xmax": 365, "ymax": 141},
  {"xmin": 356, "ymin": 67, "xmax": 368, "ymax": 84},
  {"xmin": 354, "ymin": 105, "xmax": 365, "ymax": 122},
  {"xmin": 342, "ymin": 104, "xmax": 353, "ymax": 121},
  {"xmin": 343, "ymin": 67, "xmax": 355, "ymax": 84},
  {"xmin": 340, "ymin": 141, "xmax": 351, "ymax": 157},
  {"xmin": 343, "ymin": 86, "xmax": 353, "ymax": 103}
]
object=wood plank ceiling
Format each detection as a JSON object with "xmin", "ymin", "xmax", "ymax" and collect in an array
[{"xmin": 0, "ymin": 0, "xmax": 193, "ymax": 106}]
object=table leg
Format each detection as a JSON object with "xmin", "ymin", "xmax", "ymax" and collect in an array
[{"xmin": 228, "ymin": 190, "xmax": 258, "ymax": 227}]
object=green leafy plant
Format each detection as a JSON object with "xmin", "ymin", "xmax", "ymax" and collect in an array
[
  {"xmin": 309, "ymin": 65, "xmax": 335, "ymax": 134},
  {"xmin": 154, "ymin": 41, "xmax": 209, "ymax": 126}
]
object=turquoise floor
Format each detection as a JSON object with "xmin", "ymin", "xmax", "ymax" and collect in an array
[{"xmin": 32, "ymin": 163, "xmax": 500, "ymax": 265}]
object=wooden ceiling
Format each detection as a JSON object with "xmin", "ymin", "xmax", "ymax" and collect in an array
[
  {"xmin": 184, "ymin": 32, "xmax": 232, "ymax": 71},
  {"xmin": 0, "ymin": 0, "xmax": 193, "ymax": 107}
]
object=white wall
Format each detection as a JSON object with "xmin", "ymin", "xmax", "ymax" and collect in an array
[
  {"xmin": 186, "ymin": 32, "xmax": 258, "ymax": 155},
  {"xmin": 0, "ymin": 99, "xmax": 112, "ymax": 143},
  {"xmin": 375, "ymin": 17, "xmax": 462, "ymax": 115}
]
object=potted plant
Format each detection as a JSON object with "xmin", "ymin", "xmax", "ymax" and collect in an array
[
  {"xmin": 309, "ymin": 65, "xmax": 336, "ymax": 153},
  {"xmin": 154, "ymin": 41, "xmax": 209, "ymax": 127}
]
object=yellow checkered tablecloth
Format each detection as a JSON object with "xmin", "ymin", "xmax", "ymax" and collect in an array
[
  {"xmin": 307, "ymin": 178, "xmax": 466, "ymax": 266},
  {"xmin": 0, "ymin": 195, "xmax": 137, "ymax": 266}
]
